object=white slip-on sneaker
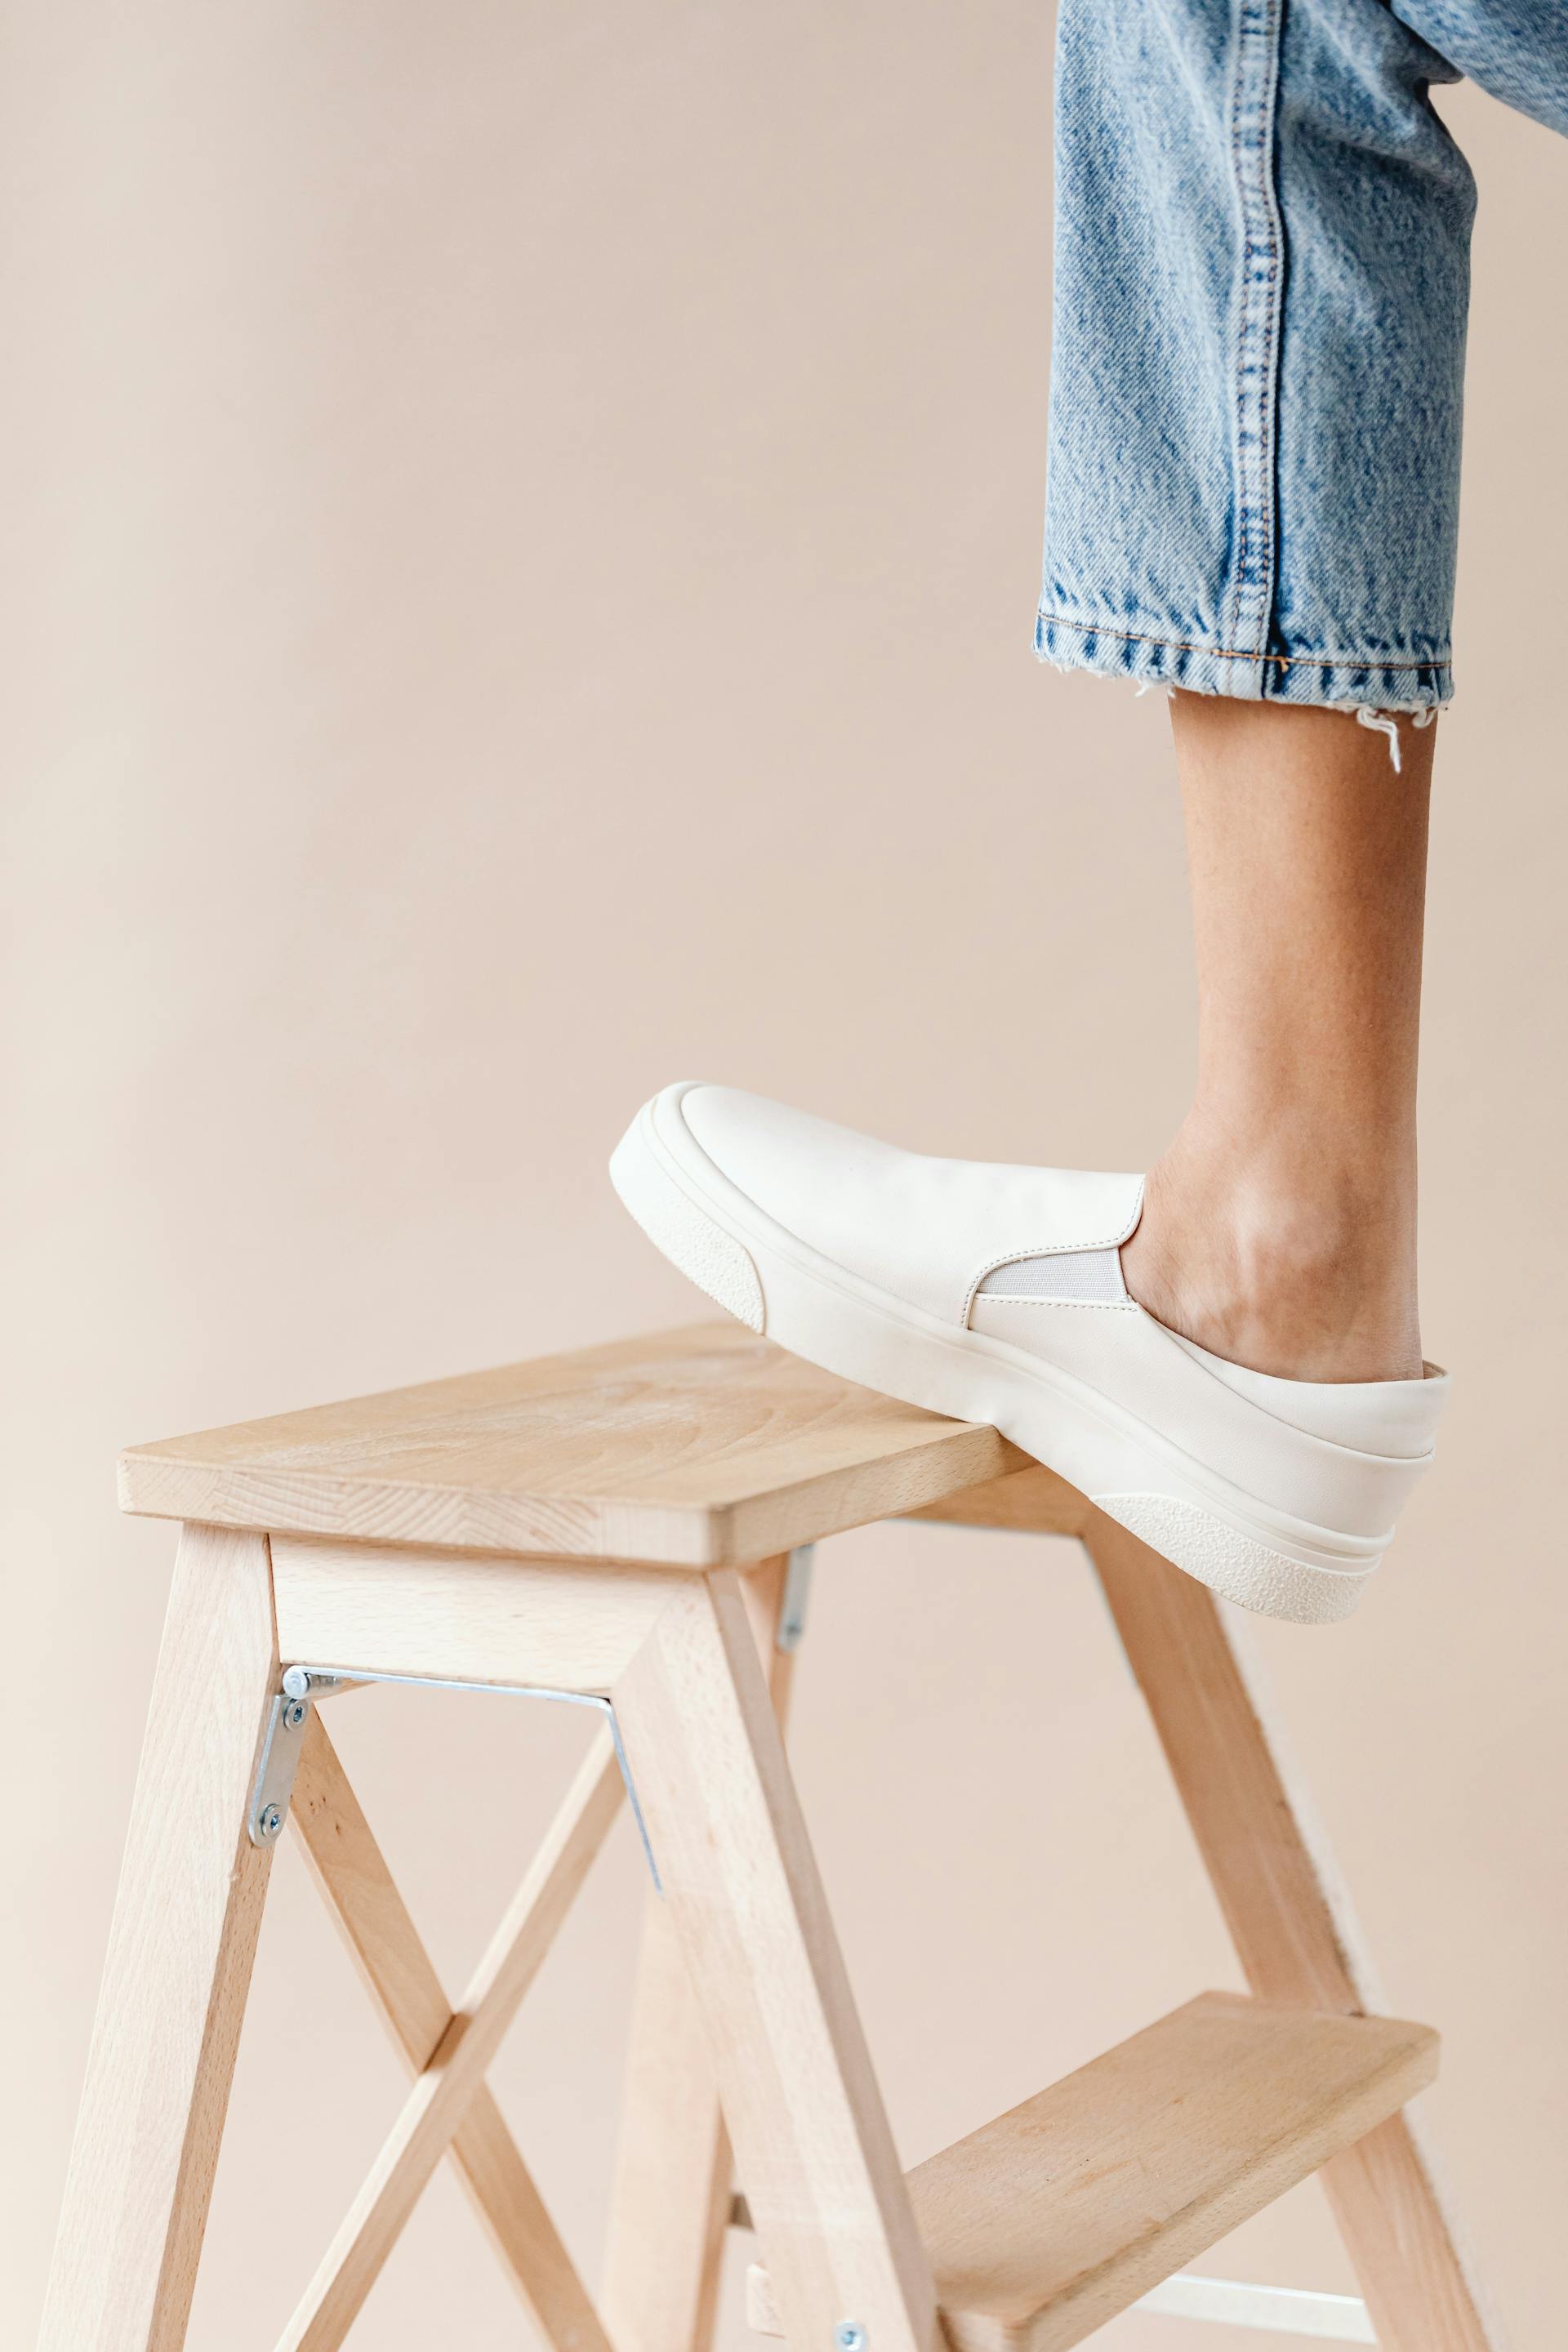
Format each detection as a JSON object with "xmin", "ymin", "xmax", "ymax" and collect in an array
[{"xmin": 610, "ymin": 1082, "xmax": 1449, "ymax": 1624}]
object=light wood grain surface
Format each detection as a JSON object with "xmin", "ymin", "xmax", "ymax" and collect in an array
[
  {"xmin": 118, "ymin": 1323, "xmax": 1022, "ymax": 1563},
  {"xmin": 746, "ymin": 1991, "xmax": 1437, "ymax": 2352},
  {"xmin": 270, "ymin": 1534, "xmax": 677, "ymax": 1694}
]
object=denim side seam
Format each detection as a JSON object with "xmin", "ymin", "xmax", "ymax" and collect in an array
[{"xmin": 1224, "ymin": 0, "xmax": 1287, "ymax": 685}]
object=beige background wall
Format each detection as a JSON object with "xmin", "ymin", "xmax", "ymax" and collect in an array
[{"xmin": 3, "ymin": 6, "xmax": 1564, "ymax": 2346}]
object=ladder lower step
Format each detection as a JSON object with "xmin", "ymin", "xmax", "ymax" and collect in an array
[{"xmin": 745, "ymin": 1991, "xmax": 1436, "ymax": 2351}]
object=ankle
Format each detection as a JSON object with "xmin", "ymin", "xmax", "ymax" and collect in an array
[{"xmin": 1121, "ymin": 1143, "xmax": 1423, "ymax": 1383}]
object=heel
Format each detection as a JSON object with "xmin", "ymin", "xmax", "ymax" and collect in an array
[{"xmin": 1091, "ymin": 1493, "xmax": 1379, "ymax": 1624}]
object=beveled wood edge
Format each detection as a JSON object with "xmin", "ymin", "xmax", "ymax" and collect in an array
[{"xmin": 116, "ymin": 1426, "xmax": 1073, "ymax": 1566}]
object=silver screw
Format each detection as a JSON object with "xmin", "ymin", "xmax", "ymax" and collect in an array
[
  {"xmin": 256, "ymin": 1803, "xmax": 284, "ymax": 1841},
  {"xmin": 835, "ymin": 2328, "xmax": 866, "ymax": 2351},
  {"xmin": 282, "ymin": 1698, "xmax": 308, "ymax": 1731}
]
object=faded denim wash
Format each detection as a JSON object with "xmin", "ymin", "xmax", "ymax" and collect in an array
[{"xmin": 1039, "ymin": 1, "xmax": 1568, "ymax": 711}]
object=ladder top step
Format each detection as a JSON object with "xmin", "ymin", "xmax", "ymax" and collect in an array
[
  {"xmin": 746, "ymin": 1991, "xmax": 1437, "ymax": 2352},
  {"xmin": 118, "ymin": 1322, "xmax": 1080, "ymax": 1564}
]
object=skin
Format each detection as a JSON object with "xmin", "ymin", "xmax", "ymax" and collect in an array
[{"xmin": 1119, "ymin": 692, "xmax": 1435, "ymax": 1384}]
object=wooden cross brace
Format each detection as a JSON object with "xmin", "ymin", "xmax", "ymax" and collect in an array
[{"xmin": 279, "ymin": 1709, "xmax": 624, "ymax": 2352}]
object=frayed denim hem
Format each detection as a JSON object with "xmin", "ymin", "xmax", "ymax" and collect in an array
[{"xmin": 1034, "ymin": 607, "xmax": 1452, "ymax": 714}]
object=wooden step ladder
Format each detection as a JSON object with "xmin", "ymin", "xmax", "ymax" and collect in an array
[{"xmin": 39, "ymin": 1321, "xmax": 1500, "ymax": 2352}]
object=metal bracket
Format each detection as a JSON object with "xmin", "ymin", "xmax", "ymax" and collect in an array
[
  {"xmin": 246, "ymin": 1688, "xmax": 314, "ymax": 1846},
  {"xmin": 777, "ymin": 1544, "xmax": 816, "ymax": 1652},
  {"xmin": 269, "ymin": 1664, "xmax": 661, "ymax": 1891}
]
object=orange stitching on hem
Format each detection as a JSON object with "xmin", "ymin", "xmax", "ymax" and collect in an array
[{"xmin": 1036, "ymin": 612, "xmax": 1449, "ymax": 675}]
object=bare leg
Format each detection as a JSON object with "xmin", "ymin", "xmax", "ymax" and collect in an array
[{"xmin": 1120, "ymin": 694, "xmax": 1434, "ymax": 1384}]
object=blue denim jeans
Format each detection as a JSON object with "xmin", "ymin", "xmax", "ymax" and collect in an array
[{"xmin": 1039, "ymin": 2, "xmax": 1568, "ymax": 711}]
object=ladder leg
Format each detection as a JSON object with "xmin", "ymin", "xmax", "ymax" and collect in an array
[
  {"xmin": 601, "ymin": 1898, "xmax": 735, "ymax": 2352},
  {"xmin": 1083, "ymin": 1510, "xmax": 1504, "ymax": 2352},
  {"xmin": 39, "ymin": 1524, "xmax": 281, "ymax": 2352},
  {"xmin": 602, "ymin": 1556, "xmax": 797, "ymax": 2352},
  {"xmin": 612, "ymin": 1568, "xmax": 938, "ymax": 2352}
]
